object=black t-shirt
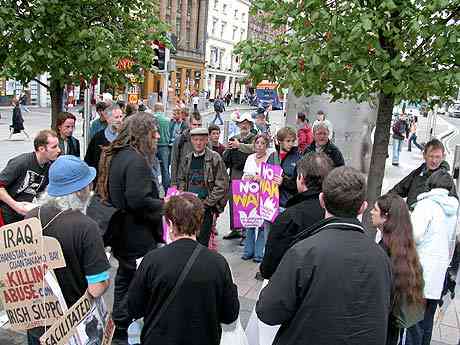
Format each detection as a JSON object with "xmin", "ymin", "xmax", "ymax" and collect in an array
[
  {"xmin": 0, "ymin": 152, "xmax": 50, "ymax": 224},
  {"xmin": 26, "ymin": 206, "xmax": 110, "ymax": 307}
]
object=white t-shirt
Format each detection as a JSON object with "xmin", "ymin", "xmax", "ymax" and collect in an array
[
  {"xmin": 192, "ymin": 96, "xmax": 200, "ymax": 105},
  {"xmin": 243, "ymin": 153, "xmax": 270, "ymax": 178}
]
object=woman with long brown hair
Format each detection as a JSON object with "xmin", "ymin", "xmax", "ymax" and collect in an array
[{"xmin": 371, "ymin": 193, "xmax": 425, "ymax": 345}]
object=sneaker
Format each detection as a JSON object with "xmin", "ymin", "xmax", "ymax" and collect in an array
[
  {"xmin": 392, "ymin": 163, "xmax": 399, "ymax": 166},
  {"xmin": 223, "ymin": 230, "xmax": 242, "ymax": 240},
  {"xmin": 241, "ymin": 255, "xmax": 253, "ymax": 260},
  {"xmin": 254, "ymin": 272, "xmax": 264, "ymax": 281}
]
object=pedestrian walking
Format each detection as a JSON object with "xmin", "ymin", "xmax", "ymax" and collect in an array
[
  {"xmin": 222, "ymin": 113, "xmax": 257, "ymax": 240},
  {"xmin": 260, "ymin": 152, "xmax": 333, "ymax": 279},
  {"xmin": 390, "ymin": 139, "xmax": 456, "ymax": 209},
  {"xmin": 9, "ymin": 97, "xmax": 30, "ymax": 140},
  {"xmin": 392, "ymin": 113, "xmax": 408, "ymax": 166},
  {"xmin": 192, "ymin": 93, "xmax": 200, "ymax": 112},
  {"xmin": 55, "ymin": 112, "xmax": 80, "ymax": 157},
  {"xmin": 304, "ymin": 122, "xmax": 345, "ymax": 167},
  {"xmin": 256, "ymin": 167, "xmax": 392, "ymax": 345},
  {"xmin": 408, "ymin": 116, "xmax": 423, "ymax": 152},
  {"xmin": 25, "ymin": 155, "xmax": 110, "ymax": 345},
  {"xmin": 84, "ymin": 105, "xmax": 124, "ymax": 179},
  {"xmin": 407, "ymin": 170, "xmax": 459, "ymax": 345},
  {"xmin": 241, "ymin": 134, "xmax": 271, "ymax": 262},
  {"xmin": 212, "ymin": 96, "xmax": 225, "ymax": 125},
  {"xmin": 0, "ymin": 130, "xmax": 60, "ymax": 225},
  {"xmin": 97, "ymin": 113, "xmax": 164, "ymax": 344},
  {"xmin": 170, "ymin": 111, "xmax": 202, "ymax": 186},
  {"xmin": 177, "ymin": 127, "xmax": 229, "ymax": 246},
  {"xmin": 19, "ymin": 92, "xmax": 30, "ymax": 112},
  {"xmin": 371, "ymin": 193, "xmax": 425, "ymax": 345},
  {"xmin": 128, "ymin": 194, "xmax": 239, "ymax": 345},
  {"xmin": 153, "ymin": 102, "xmax": 171, "ymax": 191},
  {"xmin": 296, "ymin": 112, "xmax": 313, "ymax": 153}
]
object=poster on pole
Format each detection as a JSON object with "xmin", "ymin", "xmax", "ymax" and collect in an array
[
  {"xmin": 0, "ymin": 218, "xmax": 67, "ymax": 330},
  {"xmin": 259, "ymin": 163, "xmax": 283, "ymax": 223},
  {"xmin": 39, "ymin": 291, "xmax": 114, "ymax": 345},
  {"xmin": 232, "ymin": 180, "xmax": 263, "ymax": 228}
]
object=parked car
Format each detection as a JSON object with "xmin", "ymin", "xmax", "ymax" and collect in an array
[{"xmin": 449, "ymin": 103, "xmax": 460, "ymax": 118}]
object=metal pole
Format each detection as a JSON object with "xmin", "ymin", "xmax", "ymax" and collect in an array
[
  {"xmin": 162, "ymin": 48, "xmax": 170, "ymax": 113},
  {"xmin": 83, "ymin": 88, "xmax": 91, "ymax": 153},
  {"xmin": 223, "ymin": 120, "xmax": 230, "ymax": 143},
  {"xmin": 432, "ymin": 104, "xmax": 438, "ymax": 139}
]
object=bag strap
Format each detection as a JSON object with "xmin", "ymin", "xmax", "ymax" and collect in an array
[{"xmin": 148, "ymin": 243, "xmax": 203, "ymax": 332}]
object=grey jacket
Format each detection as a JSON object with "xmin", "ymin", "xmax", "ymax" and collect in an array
[{"xmin": 170, "ymin": 130, "xmax": 194, "ymax": 185}]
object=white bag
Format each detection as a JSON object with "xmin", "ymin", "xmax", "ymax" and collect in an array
[
  {"xmin": 220, "ymin": 317, "xmax": 249, "ymax": 345},
  {"xmin": 245, "ymin": 279, "xmax": 280, "ymax": 345}
]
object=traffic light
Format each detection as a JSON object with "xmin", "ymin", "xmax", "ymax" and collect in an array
[{"xmin": 153, "ymin": 40, "xmax": 166, "ymax": 71}]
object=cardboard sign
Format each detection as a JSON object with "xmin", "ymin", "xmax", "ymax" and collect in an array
[
  {"xmin": 232, "ymin": 180, "xmax": 263, "ymax": 228},
  {"xmin": 259, "ymin": 163, "xmax": 283, "ymax": 223},
  {"xmin": 0, "ymin": 218, "xmax": 66, "ymax": 330},
  {"xmin": 39, "ymin": 291, "xmax": 114, "ymax": 345}
]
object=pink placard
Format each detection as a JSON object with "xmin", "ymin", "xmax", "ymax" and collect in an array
[
  {"xmin": 259, "ymin": 163, "xmax": 283, "ymax": 223},
  {"xmin": 232, "ymin": 180, "xmax": 263, "ymax": 228}
]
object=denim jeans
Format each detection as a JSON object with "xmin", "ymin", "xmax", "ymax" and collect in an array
[
  {"xmin": 212, "ymin": 112, "xmax": 224, "ymax": 125},
  {"xmin": 405, "ymin": 299, "xmax": 438, "ymax": 345},
  {"xmin": 243, "ymin": 227, "xmax": 266, "ymax": 261},
  {"xmin": 408, "ymin": 134, "xmax": 423, "ymax": 151},
  {"xmin": 156, "ymin": 145, "xmax": 171, "ymax": 191},
  {"xmin": 392, "ymin": 138, "xmax": 403, "ymax": 164}
]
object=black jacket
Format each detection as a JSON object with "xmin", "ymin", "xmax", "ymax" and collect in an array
[
  {"xmin": 266, "ymin": 147, "xmax": 302, "ymax": 207},
  {"xmin": 390, "ymin": 161, "xmax": 457, "ymax": 209},
  {"xmin": 59, "ymin": 136, "xmax": 80, "ymax": 157},
  {"xmin": 11, "ymin": 105, "xmax": 24, "ymax": 133},
  {"xmin": 257, "ymin": 217, "xmax": 392, "ymax": 345},
  {"xmin": 128, "ymin": 239, "xmax": 239, "ymax": 345},
  {"xmin": 304, "ymin": 141, "xmax": 345, "ymax": 167},
  {"xmin": 222, "ymin": 132, "xmax": 257, "ymax": 180},
  {"xmin": 260, "ymin": 189, "xmax": 324, "ymax": 279},
  {"xmin": 107, "ymin": 147, "xmax": 163, "ymax": 258},
  {"xmin": 84, "ymin": 129, "xmax": 110, "ymax": 176}
]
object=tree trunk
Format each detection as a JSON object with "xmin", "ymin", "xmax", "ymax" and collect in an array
[
  {"xmin": 363, "ymin": 92, "xmax": 395, "ymax": 228},
  {"xmin": 49, "ymin": 79, "xmax": 64, "ymax": 130}
]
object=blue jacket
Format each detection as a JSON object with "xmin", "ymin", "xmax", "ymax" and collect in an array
[{"xmin": 267, "ymin": 147, "xmax": 301, "ymax": 208}]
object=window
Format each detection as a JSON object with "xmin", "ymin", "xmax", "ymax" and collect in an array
[
  {"xmin": 242, "ymin": 13, "xmax": 246, "ymax": 22},
  {"xmin": 232, "ymin": 26, "xmax": 237, "ymax": 41},
  {"xmin": 234, "ymin": 9, "xmax": 238, "ymax": 18},
  {"xmin": 223, "ymin": 4, "xmax": 227, "ymax": 14},
  {"xmin": 221, "ymin": 21, "xmax": 227, "ymax": 39},
  {"xmin": 210, "ymin": 47, "xmax": 218, "ymax": 66},
  {"xmin": 240, "ymin": 29, "xmax": 245, "ymax": 40},
  {"xmin": 219, "ymin": 50, "xmax": 224, "ymax": 68},
  {"xmin": 214, "ymin": 0, "xmax": 218, "ymax": 10},
  {"xmin": 212, "ymin": 18, "xmax": 218, "ymax": 36}
]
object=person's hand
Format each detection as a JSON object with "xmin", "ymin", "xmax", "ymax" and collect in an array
[
  {"xmin": 228, "ymin": 138, "xmax": 240, "ymax": 149},
  {"xmin": 273, "ymin": 175, "xmax": 283, "ymax": 186},
  {"xmin": 14, "ymin": 201, "xmax": 35, "ymax": 215}
]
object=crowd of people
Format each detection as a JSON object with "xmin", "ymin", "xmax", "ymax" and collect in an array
[{"xmin": 0, "ymin": 100, "xmax": 457, "ymax": 345}]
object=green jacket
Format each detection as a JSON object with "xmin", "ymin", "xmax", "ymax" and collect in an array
[
  {"xmin": 154, "ymin": 112, "xmax": 170, "ymax": 146},
  {"xmin": 177, "ymin": 148, "xmax": 229, "ymax": 213}
]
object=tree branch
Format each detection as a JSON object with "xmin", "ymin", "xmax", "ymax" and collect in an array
[{"xmin": 33, "ymin": 78, "xmax": 49, "ymax": 90}]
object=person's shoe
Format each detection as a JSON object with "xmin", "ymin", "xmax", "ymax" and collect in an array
[
  {"xmin": 392, "ymin": 163, "xmax": 399, "ymax": 166},
  {"xmin": 223, "ymin": 230, "xmax": 242, "ymax": 240},
  {"xmin": 253, "ymin": 258, "xmax": 262, "ymax": 263},
  {"xmin": 241, "ymin": 255, "xmax": 253, "ymax": 260},
  {"xmin": 254, "ymin": 272, "xmax": 264, "ymax": 281}
]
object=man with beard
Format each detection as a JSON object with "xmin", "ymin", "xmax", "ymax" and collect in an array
[
  {"xmin": 25, "ymin": 155, "xmax": 110, "ymax": 345},
  {"xmin": 0, "ymin": 129, "xmax": 61, "ymax": 225},
  {"xmin": 97, "ymin": 113, "xmax": 163, "ymax": 344}
]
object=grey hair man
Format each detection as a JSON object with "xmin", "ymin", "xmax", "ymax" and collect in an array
[
  {"xmin": 25, "ymin": 155, "xmax": 110, "ymax": 345},
  {"xmin": 304, "ymin": 122, "xmax": 345, "ymax": 167}
]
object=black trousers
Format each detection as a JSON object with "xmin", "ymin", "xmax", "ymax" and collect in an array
[
  {"xmin": 112, "ymin": 256, "xmax": 137, "ymax": 335},
  {"xmin": 197, "ymin": 208, "xmax": 214, "ymax": 247},
  {"xmin": 405, "ymin": 299, "xmax": 438, "ymax": 345}
]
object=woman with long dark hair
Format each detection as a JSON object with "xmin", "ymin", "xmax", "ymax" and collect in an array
[{"xmin": 371, "ymin": 193, "xmax": 425, "ymax": 345}]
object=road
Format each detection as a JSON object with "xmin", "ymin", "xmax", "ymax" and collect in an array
[{"xmin": 440, "ymin": 114, "xmax": 460, "ymax": 157}]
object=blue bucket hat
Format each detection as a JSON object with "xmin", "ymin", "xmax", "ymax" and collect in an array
[{"xmin": 48, "ymin": 155, "xmax": 96, "ymax": 197}]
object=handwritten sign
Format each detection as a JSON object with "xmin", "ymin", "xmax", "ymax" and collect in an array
[
  {"xmin": 0, "ymin": 218, "xmax": 66, "ymax": 330},
  {"xmin": 259, "ymin": 163, "xmax": 283, "ymax": 223},
  {"xmin": 40, "ymin": 291, "xmax": 114, "ymax": 345},
  {"xmin": 232, "ymin": 180, "xmax": 264, "ymax": 228}
]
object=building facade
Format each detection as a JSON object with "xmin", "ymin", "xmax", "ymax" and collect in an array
[
  {"xmin": 203, "ymin": 0, "xmax": 250, "ymax": 100},
  {"xmin": 143, "ymin": 0, "xmax": 208, "ymax": 103},
  {"xmin": 247, "ymin": 9, "xmax": 283, "ymax": 42}
]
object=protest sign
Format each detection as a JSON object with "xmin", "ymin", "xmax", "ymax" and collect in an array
[
  {"xmin": 259, "ymin": 163, "xmax": 283, "ymax": 222},
  {"xmin": 0, "ymin": 218, "xmax": 67, "ymax": 330},
  {"xmin": 40, "ymin": 291, "xmax": 114, "ymax": 345},
  {"xmin": 232, "ymin": 180, "xmax": 263, "ymax": 228}
]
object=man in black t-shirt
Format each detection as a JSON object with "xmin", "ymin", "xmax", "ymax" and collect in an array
[
  {"xmin": 0, "ymin": 129, "xmax": 61, "ymax": 225},
  {"xmin": 26, "ymin": 155, "xmax": 110, "ymax": 345}
]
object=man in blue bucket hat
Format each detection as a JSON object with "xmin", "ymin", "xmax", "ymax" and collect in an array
[{"xmin": 25, "ymin": 155, "xmax": 111, "ymax": 345}]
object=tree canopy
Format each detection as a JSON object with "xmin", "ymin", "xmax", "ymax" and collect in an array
[
  {"xmin": 236, "ymin": 0, "xmax": 459, "ymax": 104},
  {"xmin": 0, "ymin": 0, "xmax": 168, "ymax": 121}
]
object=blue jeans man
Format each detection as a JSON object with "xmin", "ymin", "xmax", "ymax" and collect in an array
[
  {"xmin": 392, "ymin": 137, "xmax": 403, "ymax": 165},
  {"xmin": 156, "ymin": 145, "xmax": 171, "ymax": 191},
  {"xmin": 242, "ymin": 227, "xmax": 266, "ymax": 263}
]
